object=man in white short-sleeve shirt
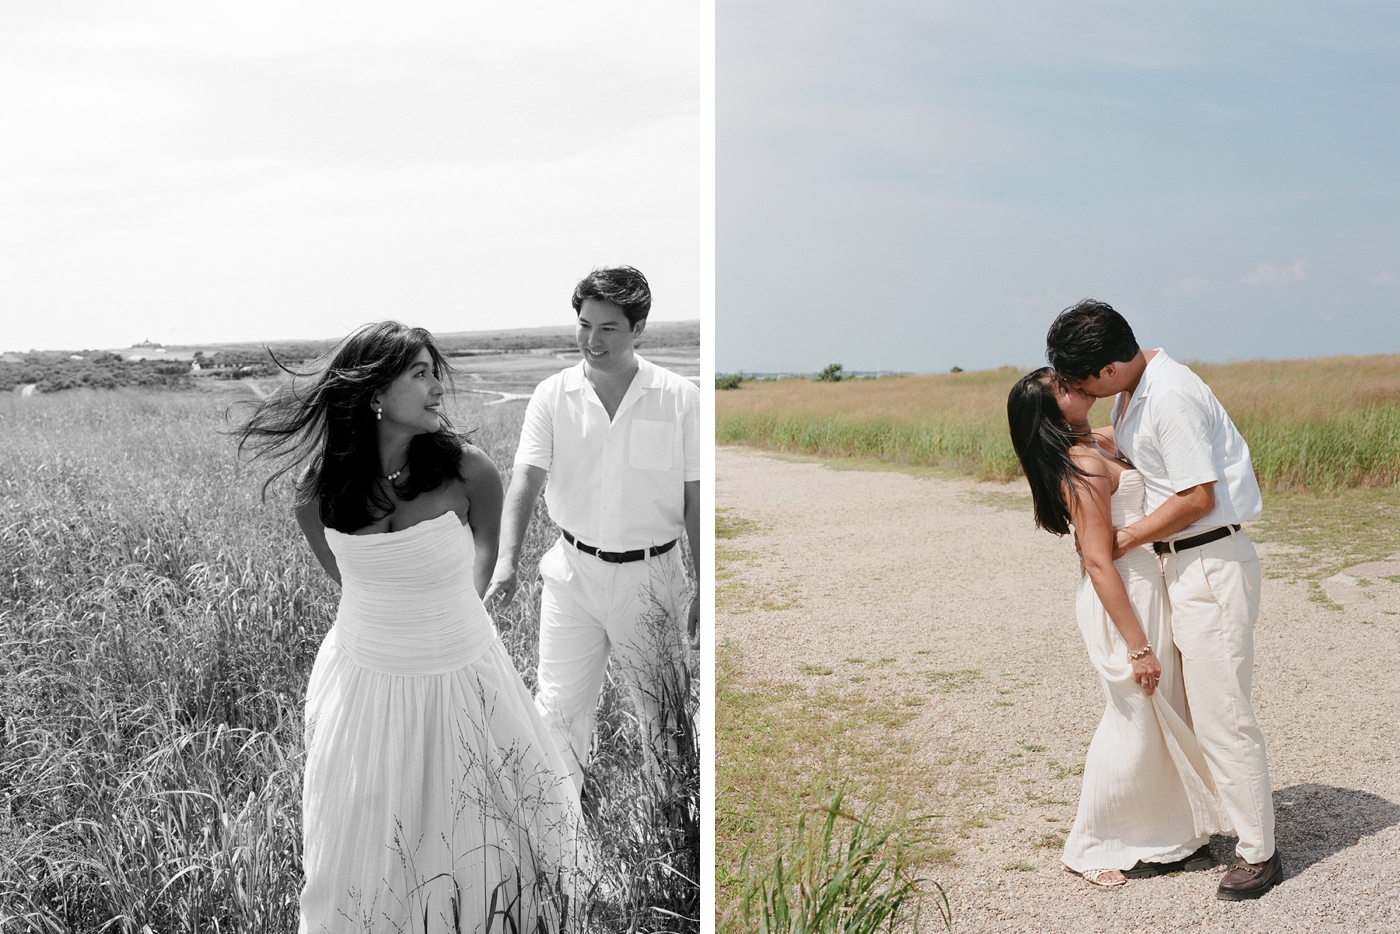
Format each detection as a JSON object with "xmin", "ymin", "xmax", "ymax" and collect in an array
[
  {"xmin": 1048, "ymin": 300, "xmax": 1279, "ymax": 901},
  {"xmin": 486, "ymin": 266, "xmax": 700, "ymax": 793}
]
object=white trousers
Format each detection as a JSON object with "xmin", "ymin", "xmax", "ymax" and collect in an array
[
  {"xmin": 535, "ymin": 535, "xmax": 690, "ymax": 791},
  {"xmin": 1162, "ymin": 529, "xmax": 1275, "ymax": 863}
]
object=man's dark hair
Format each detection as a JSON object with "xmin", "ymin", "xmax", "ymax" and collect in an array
[
  {"xmin": 1045, "ymin": 299, "xmax": 1140, "ymax": 381},
  {"xmin": 572, "ymin": 266, "xmax": 651, "ymax": 327}
]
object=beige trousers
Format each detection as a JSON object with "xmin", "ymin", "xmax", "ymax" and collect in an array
[{"xmin": 1162, "ymin": 529, "xmax": 1275, "ymax": 862}]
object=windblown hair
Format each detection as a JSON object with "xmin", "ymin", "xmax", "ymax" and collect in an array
[
  {"xmin": 571, "ymin": 265, "xmax": 652, "ymax": 327},
  {"xmin": 1045, "ymin": 299, "xmax": 1139, "ymax": 382},
  {"xmin": 229, "ymin": 321, "xmax": 466, "ymax": 533},
  {"xmin": 1007, "ymin": 367, "xmax": 1090, "ymax": 536}
]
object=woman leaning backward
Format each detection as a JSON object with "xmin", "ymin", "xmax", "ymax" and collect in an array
[{"xmin": 1008, "ymin": 368, "xmax": 1228, "ymax": 888}]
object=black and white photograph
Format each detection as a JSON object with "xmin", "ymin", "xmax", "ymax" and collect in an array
[{"xmin": 1, "ymin": 3, "xmax": 705, "ymax": 931}]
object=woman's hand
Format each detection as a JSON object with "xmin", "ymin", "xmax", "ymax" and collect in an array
[
  {"xmin": 1131, "ymin": 649, "xmax": 1162, "ymax": 696},
  {"xmin": 484, "ymin": 564, "xmax": 519, "ymax": 611},
  {"xmin": 1065, "ymin": 455, "xmax": 1161, "ymax": 697}
]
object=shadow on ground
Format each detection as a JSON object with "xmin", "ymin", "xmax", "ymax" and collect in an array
[{"xmin": 1206, "ymin": 784, "xmax": 1400, "ymax": 880}]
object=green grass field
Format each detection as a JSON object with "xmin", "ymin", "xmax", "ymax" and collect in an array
[
  {"xmin": 717, "ymin": 354, "xmax": 1400, "ymax": 492},
  {"xmin": 715, "ymin": 353, "xmax": 1400, "ymax": 929},
  {"xmin": 0, "ymin": 387, "xmax": 698, "ymax": 933}
]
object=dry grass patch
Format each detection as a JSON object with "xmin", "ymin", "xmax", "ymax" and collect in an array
[
  {"xmin": 715, "ymin": 507, "xmax": 800, "ymax": 614},
  {"xmin": 1250, "ymin": 488, "xmax": 1400, "ymax": 581},
  {"xmin": 718, "ymin": 354, "xmax": 1400, "ymax": 492},
  {"xmin": 715, "ymin": 642, "xmax": 953, "ymax": 931}
]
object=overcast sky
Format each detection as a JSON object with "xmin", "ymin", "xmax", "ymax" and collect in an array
[
  {"xmin": 718, "ymin": 1, "xmax": 1400, "ymax": 373},
  {"xmin": 1, "ymin": 1, "xmax": 703, "ymax": 353}
]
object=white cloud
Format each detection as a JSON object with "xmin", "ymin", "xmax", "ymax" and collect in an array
[
  {"xmin": 1011, "ymin": 287, "xmax": 1073, "ymax": 310},
  {"xmin": 1173, "ymin": 276, "xmax": 1212, "ymax": 293},
  {"xmin": 1240, "ymin": 260, "xmax": 1308, "ymax": 286},
  {"xmin": 1369, "ymin": 271, "xmax": 1398, "ymax": 286}
]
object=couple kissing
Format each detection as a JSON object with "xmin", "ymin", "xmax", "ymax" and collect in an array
[{"xmin": 1008, "ymin": 300, "xmax": 1280, "ymax": 901}]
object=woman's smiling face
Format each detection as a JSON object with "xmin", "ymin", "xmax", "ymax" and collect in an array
[{"xmin": 373, "ymin": 346, "xmax": 445, "ymax": 434}]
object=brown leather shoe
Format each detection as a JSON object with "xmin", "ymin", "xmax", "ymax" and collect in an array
[{"xmin": 1215, "ymin": 851, "xmax": 1282, "ymax": 901}]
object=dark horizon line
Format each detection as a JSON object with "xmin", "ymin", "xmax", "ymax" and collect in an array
[
  {"xmin": 3, "ymin": 318, "xmax": 703, "ymax": 357},
  {"xmin": 718, "ymin": 349, "xmax": 1400, "ymax": 379}
]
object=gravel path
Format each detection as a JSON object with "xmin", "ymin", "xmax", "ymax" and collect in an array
[{"xmin": 717, "ymin": 446, "xmax": 1400, "ymax": 934}]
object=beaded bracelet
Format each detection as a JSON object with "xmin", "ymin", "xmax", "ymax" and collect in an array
[{"xmin": 1127, "ymin": 643, "xmax": 1153, "ymax": 661}]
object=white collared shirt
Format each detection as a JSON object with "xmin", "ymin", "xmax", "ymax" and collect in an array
[
  {"xmin": 514, "ymin": 354, "xmax": 700, "ymax": 551},
  {"xmin": 1111, "ymin": 349, "xmax": 1263, "ymax": 537}
]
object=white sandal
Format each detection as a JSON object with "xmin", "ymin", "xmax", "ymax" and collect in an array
[{"xmin": 1079, "ymin": 868, "xmax": 1127, "ymax": 887}]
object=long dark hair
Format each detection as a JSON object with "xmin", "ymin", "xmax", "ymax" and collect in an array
[
  {"xmin": 1007, "ymin": 367, "xmax": 1089, "ymax": 536},
  {"xmin": 230, "ymin": 321, "xmax": 466, "ymax": 533}
]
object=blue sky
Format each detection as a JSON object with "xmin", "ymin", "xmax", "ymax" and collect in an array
[
  {"xmin": 1, "ymin": 1, "xmax": 703, "ymax": 353},
  {"xmin": 718, "ymin": 1, "xmax": 1400, "ymax": 373}
]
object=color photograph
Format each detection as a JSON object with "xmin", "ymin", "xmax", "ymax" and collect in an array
[{"xmin": 716, "ymin": 3, "xmax": 1399, "ymax": 932}]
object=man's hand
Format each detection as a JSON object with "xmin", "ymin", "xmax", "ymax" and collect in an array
[
  {"xmin": 1110, "ymin": 484, "xmax": 1213, "ymax": 559},
  {"xmin": 688, "ymin": 591, "xmax": 700, "ymax": 647},
  {"xmin": 1112, "ymin": 528, "xmax": 1134, "ymax": 560},
  {"xmin": 484, "ymin": 566, "xmax": 519, "ymax": 612}
]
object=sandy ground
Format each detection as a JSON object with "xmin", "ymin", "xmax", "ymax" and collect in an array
[{"xmin": 717, "ymin": 446, "xmax": 1400, "ymax": 934}]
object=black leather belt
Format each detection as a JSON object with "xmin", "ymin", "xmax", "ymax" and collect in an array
[
  {"xmin": 562, "ymin": 529, "xmax": 678, "ymax": 564},
  {"xmin": 1154, "ymin": 524, "xmax": 1240, "ymax": 555}
]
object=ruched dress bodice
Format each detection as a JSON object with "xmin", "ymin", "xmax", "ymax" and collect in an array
[
  {"xmin": 299, "ymin": 511, "xmax": 582, "ymax": 932},
  {"xmin": 325, "ymin": 510, "xmax": 495, "ymax": 675},
  {"xmin": 1110, "ymin": 470, "xmax": 1161, "ymax": 580}
]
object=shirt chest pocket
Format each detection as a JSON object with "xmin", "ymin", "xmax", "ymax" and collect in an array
[{"xmin": 628, "ymin": 419, "xmax": 674, "ymax": 471}]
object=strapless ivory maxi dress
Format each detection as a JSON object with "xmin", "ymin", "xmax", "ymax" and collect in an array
[
  {"xmin": 300, "ymin": 511, "xmax": 582, "ymax": 933},
  {"xmin": 1061, "ymin": 470, "xmax": 1231, "ymax": 873}
]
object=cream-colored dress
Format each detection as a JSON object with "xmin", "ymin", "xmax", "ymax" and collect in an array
[
  {"xmin": 300, "ymin": 511, "xmax": 582, "ymax": 933},
  {"xmin": 1061, "ymin": 470, "xmax": 1231, "ymax": 872}
]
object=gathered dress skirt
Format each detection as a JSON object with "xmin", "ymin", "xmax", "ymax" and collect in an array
[
  {"xmin": 1061, "ymin": 470, "xmax": 1230, "ymax": 873},
  {"xmin": 300, "ymin": 511, "xmax": 582, "ymax": 933}
]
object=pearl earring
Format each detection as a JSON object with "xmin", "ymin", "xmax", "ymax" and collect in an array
[{"xmin": 376, "ymin": 408, "xmax": 382, "ymax": 421}]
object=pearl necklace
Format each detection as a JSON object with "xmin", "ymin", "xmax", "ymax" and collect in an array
[{"xmin": 384, "ymin": 464, "xmax": 406, "ymax": 482}]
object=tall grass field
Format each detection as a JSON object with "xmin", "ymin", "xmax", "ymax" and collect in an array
[
  {"xmin": 0, "ymin": 388, "xmax": 698, "ymax": 933},
  {"xmin": 715, "ymin": 352, "xmax": 1399, "ymax": 930},
  {"xmin": 717, "ymin": 354, "xmax": 1400, "ymax": 492}
]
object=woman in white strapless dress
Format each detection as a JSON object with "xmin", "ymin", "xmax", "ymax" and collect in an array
[
  {"xmin": 235, "ymin": 322, "xmax": 582, "ymax": 932},
  {"xmin": 1008, "ymin": 368, "xmax": 1227, "ymax": 887}
]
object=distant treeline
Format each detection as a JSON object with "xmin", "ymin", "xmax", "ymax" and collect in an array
[
  {"xmin": 0, "ymin": 350, "xmax": 294, "ymax": 393},
  {"xmin": 198, "ymin": 320, "xmax": 701, "ymax": 363},
  {"xmin": 1, "ymin": 353, "xmax": 192, "ymax": 393},
  {"xmin": 6, "ymin": 320, "xmax": 701, "ymax": 394}
]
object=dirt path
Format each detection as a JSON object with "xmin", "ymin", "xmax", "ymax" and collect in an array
[{"xmin": 717, "ymin": 446, "xmax": 1400, "ymax": 934}]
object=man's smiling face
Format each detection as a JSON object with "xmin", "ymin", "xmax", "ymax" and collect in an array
[{"xmin": 576, "ymin": 298, "xmax": 641, "ymax": 373}]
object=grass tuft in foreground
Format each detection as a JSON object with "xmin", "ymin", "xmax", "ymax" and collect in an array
[
  {"xmin": 740, "ymin": 788, "xmax": 950, "ymax": 934},
  {"xmin": 716, "ymin": 641, "xmax": 953, "ymax": 931},
  {"xmin": 583, "ymin": 559, "xmax": 700, "ymax": 932}
]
